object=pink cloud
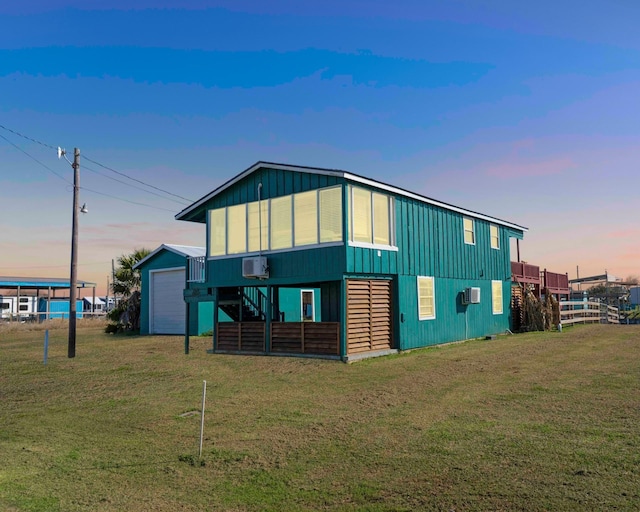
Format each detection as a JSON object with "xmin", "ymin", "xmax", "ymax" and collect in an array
[{"xmin": 607, "ymin": 229, "xmax": 640, "ymax": 239}]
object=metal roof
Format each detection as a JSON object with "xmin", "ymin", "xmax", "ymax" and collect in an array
[
  {"xmin": 175, "ymin": 161, "xmax": 528, "ymax": 233},
  {"xmin": 0, "ymin": 277, "xmax": 97, "ymax": 289},
  {"xmin": 133, "ymin": 244, "xmax": 206, "ymax": 270}
]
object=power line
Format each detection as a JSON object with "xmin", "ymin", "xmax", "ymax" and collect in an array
[
  {"xmin": 79, "ymin": 185, "xmax": 178, "ymax": 212},
  {"xmin": 0, "ymin": 122, "xmax": 194, "ymax": 205},
  {"xmin": 83, "ymin": 155, "xmax": 194, "ymax": 204},
  {"xmin": 82, "ymin": 162, "xmax": 189, "ymax": 205},
  {"xmin": 0, "ymin": 132, "xmax": 71, "ymax": 184},
  {"xmin": 0, "ymin": 123, "xmax": 58, "ymax": 150}
]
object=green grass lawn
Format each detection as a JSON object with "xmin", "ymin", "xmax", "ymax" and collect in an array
[{"xmin": 1, "ymin": 321, "xmax": 639, "ymax": 511}]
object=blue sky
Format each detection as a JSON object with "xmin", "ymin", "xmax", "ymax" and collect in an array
[{"xmin": 1, "ymin": 1, "xmax": 639, "ymax": 292}]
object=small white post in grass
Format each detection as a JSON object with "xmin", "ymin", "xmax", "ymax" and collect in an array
[
  {"xmin": 199, "ymin": 380, "xmax": 207, "ymax": 459},
  {"xmin": 44, "ymin": 330, "xmax": 49, "ymax": 365}
]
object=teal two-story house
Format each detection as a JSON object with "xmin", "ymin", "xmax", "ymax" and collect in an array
[{"xmin": 176, "ymin": 162, "xmax": 527, "ymax": 361}]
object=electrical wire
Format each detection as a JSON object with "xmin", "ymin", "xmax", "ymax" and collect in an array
[
  {"xmin": 0, "ymin": 132, "xmax": 71, "ymax": 184},
  {"xmin": 79, "ymin": 185, "xmax": 178, "ymax": 212},
  {"xmin": 82, "ymin": 162, "xmax": 189, "ymax": 205},
  {"xmin": 83, "ymin": 155, "xmax": 193, "ymax": 204},
  {"xmin": 0, "ymin": 123, "xmax": 58, "ymax": 150},
  {"xmin": 0, "ymin": 122, "xmax": 194, "ymax": 205}
]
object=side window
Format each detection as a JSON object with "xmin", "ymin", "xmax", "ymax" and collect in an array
[
  {"xmin": 490, "ymin": 224, "xmax": 500, "ymax": 250},
  {"xmin": 492, "ymin": 280, "xmax": 503, "ymax": 314},
  {"xmin": 417, "ymin": 276, "xmax": 435, "ymax": 320},
  {"xmin": 463, "ymin": 217, "xmax": 475, "ymax": 245}
]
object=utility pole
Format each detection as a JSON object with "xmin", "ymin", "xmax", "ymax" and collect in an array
[{"xmin": 68, "ymin": 148, "xmax": 80, "ymax": 358}]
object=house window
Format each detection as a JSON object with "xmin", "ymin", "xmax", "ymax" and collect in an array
[
  {"xmin": 227, "ymin": 204, "xmax": 247, "ymax": 254},
  {"xmin": 247, "ymin": 200, "xmax": 269, "ymax": 253},
  {"xmin": 270, "ymin": 195, "xmax": 292, "ymax": 250},
  {"xmin": 301, "ymin": 290, "xmax": 315, "ymax": 321},
  {"xmin": 319, "ymin": 186, "xmax": 342, "ymax": 243},
  {"xmin": 463, "ymin": 217, "xmax": 475, "ymax": 245},
  {"xmin": 19, "ymin": 305, "xmax": 29, "ymax": 311},
  {"xmin": 490, "ymin": 224, "xmax": 499, "ymax": 250},
  {"xmin": 417, "ymin": 276, "xmax": 436, "ymax": 320},
  {"xmin": 492, "ymin": 280, "xmax": 503, "ymax": 314},
  {"xmin": 294, "ymin": 190, "xmax": 318, "ymax": 247},
  {"xmin": 349, "ymin": 186, "xmax": 395, "ymax": 247},
  {"xmin": 207, "ymin": 185, "xmax": 343, "ymax": 258},
  {"xmin": 209, "ymin": 208, "xmax": 226, "ymax": 256},
  {"xmin": 1, "ymin": 303, "xmax": 10, "ymax": 310},
  {"xmin": 352, "ymin": 187, "xmax": 372, "ymax": 243}
]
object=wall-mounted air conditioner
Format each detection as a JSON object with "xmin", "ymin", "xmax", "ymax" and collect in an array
[
  {"xmin": 463, "ymin": 287, "xmax": 481, "ymax": 304},
  {"xmin": 242, "ymin": 256, "xmax": 269, "ymax": 279}
]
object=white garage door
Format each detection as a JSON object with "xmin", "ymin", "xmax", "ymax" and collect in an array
[{"xmin": 151, "ymin": 269, "xmax": 185, "ymax": 334}]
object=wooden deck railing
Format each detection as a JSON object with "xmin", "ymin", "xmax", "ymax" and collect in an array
[
  {"xmin": 511, "ymin": 262, "xmax": 541, "ymax": 284},
  {"xmin": 543, "ymin": 269, "xmax": 570, "ymax": 295}
]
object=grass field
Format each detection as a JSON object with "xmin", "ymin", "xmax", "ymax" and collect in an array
[{"xmin": 1, "ymin": 321, "xmax": 639, "ymax": 511}]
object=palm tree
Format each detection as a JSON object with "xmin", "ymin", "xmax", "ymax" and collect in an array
[
  {"xmin": 112, "ymin": 248, "xmax": 151, "ymax": 297},
  {"xmin": 106, "ymin": 248, "xmax": 151, "ymax": 332}
]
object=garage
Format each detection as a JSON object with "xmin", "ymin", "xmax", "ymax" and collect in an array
[{"xmin": 150, "ymin": 268, "xmax": 185, "ymax": 334}]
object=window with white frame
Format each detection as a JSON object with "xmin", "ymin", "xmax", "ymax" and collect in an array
[
  {"xmin": 492, "ymin": 280, "xmax": 503, "ymax": 314},
  {"xmin": 349, "ymin": 185, "xmax": 395, "ymax": 247},
  {"xmin": 463, "ymin": 217, "xmax": 475, "ymax": 245},
  {"xmin": 490, "ymin": 224, "xmax": 499, "ymax": 250},
  {"xmin": 207, "ymin": 185, "xmax": 343, "ymax": 257},
  {"xmin": 417, "ymin": 276, "xmax": 436, "ymax": 320}
]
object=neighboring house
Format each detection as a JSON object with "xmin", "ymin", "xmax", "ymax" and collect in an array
[
  {"xmin": 82, "ymin": 296, "xmax": 105, "ymax": 313},
  {"xmin": 175, "ymin": 161, "xmax": 527, "ymax": 361},
  {"xmin": 629, "ymin": 287, "xmax": 639, "ymax": 307},
  {"xmin": 134, "ymin": 244, "xmax": 213, "ymax": 335}
]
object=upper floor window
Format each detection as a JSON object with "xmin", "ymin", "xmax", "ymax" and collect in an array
[
  {"xmin": 463, "ymin": 217, "xmax": 475, "ymax": 245},
  {"xmin": 348, "ymin": 186, "xmax": 395, "ymax": 248},
  {"xmin": 490, "ymin": 224, "xmax": 499, "ymax": 249},
  {"xmin": 207, "ymin": 185, "xmax": 342, "ymax": 257}
]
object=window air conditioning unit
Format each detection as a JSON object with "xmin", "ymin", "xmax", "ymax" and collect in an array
[
  {"xmin": 463, "ymin": 287, "xmax": 481, "ymax": 305},
  {"xmin": 242, "ymin": 256, "xmax": 269, "ymax": 279}
]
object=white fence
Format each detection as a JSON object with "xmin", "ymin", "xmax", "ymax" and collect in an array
[{"xmin": 560, "ymin": 301, "xmax": 619, "ymax": 326}]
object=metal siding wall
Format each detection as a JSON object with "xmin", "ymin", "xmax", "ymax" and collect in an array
[
  {"xmin": 398, "ymin": 275, "xmax": 511, "ymax": 350},
  {"xmin": 207, "ymin": 245, "xmax": 345, "ymax": 287}
]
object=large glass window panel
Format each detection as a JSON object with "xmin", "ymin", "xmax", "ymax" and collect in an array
[
  {"xmin": 227, "ymin": 204, "xmax": 247, "ymax": 254},
  {"xmin": 418, "ymin": 276, "xmax": 435, "ymax": 320},
  {"xmin": 294, "ymin": 190, "xmax": 318, "ymax": 246},
  {"xmin": 209, "ymin": 208, "xmax": 226, "ymax": 256},
  {"xmin": 270, "ymin": 196, "xmax": 292, "ymax": 250},
  {"xmin": 352, "ymin": 187, "xmax": 372, "ymax": 243},
  {"xmin": 319, "ymin": 186, "xmax": 343, "ymax": 243},
  {"xmin": 248, "ymin": 200, "xmax": 269, "ymax": 253},
  {"xmin": 373, "ymin": 192, "xmax": 390, "ymax": 245}
]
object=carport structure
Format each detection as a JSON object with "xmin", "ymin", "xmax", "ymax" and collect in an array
[{"xmin": 0, "ymin": 276, "xmax": 97, "ymax": 321}]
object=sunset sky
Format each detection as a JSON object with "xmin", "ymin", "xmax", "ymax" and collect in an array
[{"xmin": 1, "ymin": 0, "xmax": 639, "ymax": 295}]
